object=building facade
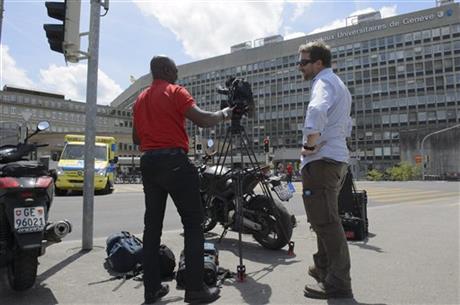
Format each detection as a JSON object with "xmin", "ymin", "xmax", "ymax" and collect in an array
[
  {"xmin": 0, "ymin": 86, "xmax": 136, "ymax": 159},
  {"xmin": 107, "ymin": 3, "xmax": 460, "ymax": 176}
]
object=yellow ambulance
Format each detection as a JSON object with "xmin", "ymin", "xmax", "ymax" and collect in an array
[{"xmin": 55, "ymin": 135, "xmax": 118, "ymax": 195}]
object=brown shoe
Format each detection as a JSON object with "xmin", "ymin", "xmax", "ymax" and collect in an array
[
  {"xmin": 307, "ymin": 266, "xmax": 325, "ymax": 283},
  {"xmin": 304, "ymin": 282, "xmax": 353, "ymax": 299}
]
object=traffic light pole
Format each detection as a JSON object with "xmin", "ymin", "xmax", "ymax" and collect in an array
[
  {"xmin": 82, "ymin": 0, "xmax": 101, "ymax": 251},
  {"xmin": 420, "ymin": 123, "xmax": 460, "ymax": 181},
  {"xmin": 0, "ymin": 0, "xmax": 4, "ymax": 44}
]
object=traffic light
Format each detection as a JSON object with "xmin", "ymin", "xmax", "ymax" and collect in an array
[
  {"xmin": 43, "ymin": 0, "xmax": 81, "ymax": 63},
  {"xmin": 263, "ymin": 138, "xmax": 269, "ymax": 153},
  {"xmin": 196, "ymin": 143, "xmax": 203, "ymax": 154}
]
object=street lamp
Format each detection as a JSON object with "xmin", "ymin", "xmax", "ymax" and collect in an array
[{"xmin": 420, "ymin": 123, "xmax": 460, "ymax": 180}]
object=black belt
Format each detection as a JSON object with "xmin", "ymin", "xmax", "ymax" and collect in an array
[{"xmin": 143, "ymin": 148, "xmax": 185, "ymax": 156}]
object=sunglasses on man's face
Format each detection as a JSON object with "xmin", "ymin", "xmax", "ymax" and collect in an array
[{"xmin": 297, "ymin": 59, "xmax": 314, "ymax": 66}]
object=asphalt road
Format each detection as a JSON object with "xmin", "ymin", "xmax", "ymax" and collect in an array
[
  {"xmin": 1, "ymin": 181, "xmax": 458, "ymax": 304},
  {"xmin": 48, "ymin": 181, "xmax": 459, "ymax": 242}
]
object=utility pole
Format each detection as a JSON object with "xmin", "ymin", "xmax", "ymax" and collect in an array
[
  {"xmin": 82, "ymin": 0, "xmax": 101, "ymax": 251},
  {"xmin": 420, "ymin": 123, "xmax": 460, "ymax": 181},
  {"xmin": 0, "ymin": 0, "xmax": 4, "ymax": 44}
]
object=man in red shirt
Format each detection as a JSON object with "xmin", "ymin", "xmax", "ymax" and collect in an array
[{"xmin": 133, "ymin": 56, "xmax": 233, "ymax": 304}]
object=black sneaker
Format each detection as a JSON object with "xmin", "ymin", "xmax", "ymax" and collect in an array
[
  {"xmin": 144, "ymin": 284, "xmax": 169, "ymax": 304},
  {"xmin": 184, "ymin": 286, "xmax": 220, "ymax": 304}
]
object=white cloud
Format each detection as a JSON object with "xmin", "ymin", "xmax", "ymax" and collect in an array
[
  {"xmin": 39, "ymin": 64, "xmax": 123, "ymax": 105},
  {"xmin": 310, "ymin": 5, "xmax": 398, "ymax": 35},
  {"xmin": 380, "ymin": 5, "xmax": 398, "ymax": 18},
  {"xmin": 1, "ymin": 44, "xmax": 122, "ymax": 105},
  {"xmin": 133, "ymin": 1, "xmax": 284, "ymax": 59},
  {"xmin": 283, "ymin": 26, "xmax": 306, "ymax": 40},
  {"xmin": 1, "ymin": 44, "xmax": 36, "ymax": 89},
  {"xmin": 291, "ymin": 1, "xmax": 313, "ymax": 21}
]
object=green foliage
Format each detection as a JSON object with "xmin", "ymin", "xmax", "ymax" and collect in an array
[
  {"xmin": 385, "ymin": 162, "xmax": 421, "ymax": 181},
  {"xmin": 367, "ymin": 163, "xmax": 422, "ymax": 181},
  {"xmin": 367, "ymin": 169, "xmax": 383, "ymax": 181}
]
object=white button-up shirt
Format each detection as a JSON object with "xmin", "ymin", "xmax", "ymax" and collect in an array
[{"xmin": 300, "ymin": 68, "xmax": 352, "ymax": 169}]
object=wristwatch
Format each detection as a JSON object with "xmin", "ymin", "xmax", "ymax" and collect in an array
[{"xmin": 303, "ymin": 144, "xmax": 315, "ymax": 151}]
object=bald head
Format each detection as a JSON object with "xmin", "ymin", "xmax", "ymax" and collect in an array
[{"xmin": 150, "ymin": 56, "xmax": 178, "ymax": 84}]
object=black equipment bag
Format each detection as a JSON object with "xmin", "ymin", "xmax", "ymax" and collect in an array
[
  {"xmin": 159, "ymin": 244, "xmax": 176, "ymax": 279},
  {"xmin": 105, "ymin": 231, "xmax": 176, "ymax": 277},
  {"xmin": 338, "ymin": 168, "xmax": 369, "ymax": 240},
  {"xmin": 106, "ymin": 231, "xmax": 143, "ymax": 273},
  {"xmin": 176, "ymin": 242, "xmax": 220, "ymax": 289},
  {"xmin": 341, "ymin": 214, "xmax": 367, "ymax": 241}
]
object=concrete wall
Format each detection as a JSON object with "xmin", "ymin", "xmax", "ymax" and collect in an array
[{"xmin": 400, "ymin": 125, "xmax": 460, "ymax": 175}]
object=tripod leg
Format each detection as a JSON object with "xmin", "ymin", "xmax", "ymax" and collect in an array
[
  {"xmin": 239, "ymin": 127, "xmax": 293, "ymax": 247},
  {"xmin": 218, "ymin": 227, "xmax": 228, "ymax": 243},
  {"xmin": 234, "ymin": 135, "xmax": 246, "ymax": 281}
]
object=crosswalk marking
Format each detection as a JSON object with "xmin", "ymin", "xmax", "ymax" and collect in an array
[
  {"xmin": 113, "ymin": 184, "xmax": 459, "ymax": 205},
  {"xmin": 364, "ymin": 187, "xmax": 459, "ymax": 204}
]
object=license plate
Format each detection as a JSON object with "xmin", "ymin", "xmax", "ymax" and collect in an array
[
  {"xmin": 274, "ymin": 184, "xmax": 293, "ymax": 201},
  {"xmin": 14, "ymin": 207, "xmax": 46, "ymax": 234}
]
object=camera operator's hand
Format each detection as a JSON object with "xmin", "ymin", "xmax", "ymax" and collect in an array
[{"xmin": 220, "ymin": 106, "xmax": 234, "ymax": 121}]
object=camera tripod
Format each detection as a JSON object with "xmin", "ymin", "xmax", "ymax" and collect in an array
[{"xmin": 212, "ymin": 117, "xmax": 293, "ymax": 281}]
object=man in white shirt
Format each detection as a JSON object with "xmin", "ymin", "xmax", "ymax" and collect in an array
[{"xmin": 298, "ymin": 41, "xmax": 353, "ymax": 299}]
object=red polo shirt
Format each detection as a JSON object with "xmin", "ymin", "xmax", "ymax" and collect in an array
[{"xmin": 133, "ymin": 79, "xmax": 195, "ymax": 152}]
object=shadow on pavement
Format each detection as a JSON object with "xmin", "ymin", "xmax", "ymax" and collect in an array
[
  {"xmin": 225, "ymin": 275, "xmax": 272, "ymax": 304},
  {"xmin": 327, "ymin": 298, "xmax": 387, "ymax": 305},
  {"xmin": 206, "ymin": 235, "xmax": 301, "ymax": 267},
  {"xmin": 37, "ymin": 248, "xmax": 89, "ymax": 282},
  {"xmin": 348, "ymin": 233, "xmax": 384, "ymax": 253},
  {"xmin": 0, "ymin": 267, "xmax": 59, "ymax": 305}
]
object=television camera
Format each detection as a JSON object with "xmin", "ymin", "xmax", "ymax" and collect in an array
[{"xmin": 217, "ymin": 77, "xmax": 255, "ymax": 122}]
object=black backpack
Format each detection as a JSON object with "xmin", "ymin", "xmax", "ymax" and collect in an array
[
  {"xmin": 105, "ymin": 231, "xmax": 176, "ymax": 278},
  {"xmin": 159, "ymin": 244, "xmax": 176, "ymax": 279},
  {"xmin": 106, "ymin": 231, "xmax": 143, "ymax": 273}
]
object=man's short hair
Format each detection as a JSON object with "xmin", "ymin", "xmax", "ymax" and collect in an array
[
  {"xmin": 150, "ymin": 56, "xmax": 174, "ymax": 79},
  {"xmin": 298, "ymin": 41, "xmax": 331, "ymax": 68}
]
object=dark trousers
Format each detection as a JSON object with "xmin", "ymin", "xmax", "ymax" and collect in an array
[
  {"xmin": 301, "ymin": 160, "xmax": 351, "ymax": 290},
  {"xmin": 141, "ymin": 152, "xmax": 204, "ymax": 292}
]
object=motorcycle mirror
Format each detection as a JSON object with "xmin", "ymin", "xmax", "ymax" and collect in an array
[
  {"xmin": 24, "ymin": 121, "xmax": 50, "ymax": 143},
  {"xmin": 207, "ymin": 139, "xmax": 214, "ymax": 148},
  {"xmin": 37, "ymin": 121, "xmax": 50, "ymax": 131}
]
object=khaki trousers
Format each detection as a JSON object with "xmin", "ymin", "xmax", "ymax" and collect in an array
[{"xmin": 301, "ymin": 159, "xmax": 351, "ymax": 290}]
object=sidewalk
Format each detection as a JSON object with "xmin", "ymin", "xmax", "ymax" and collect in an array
[{"xmin": 1, "ymin": 200, "xmax": 459, "ymax": 305}]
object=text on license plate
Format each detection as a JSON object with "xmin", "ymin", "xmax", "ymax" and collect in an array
[
  {"xmin": 14, "ymin": 207, "xmax": 46, "ymax": 233},
  {"xmin": 274, "ymin": 184, "xmax": 293, "ymax": 201}
]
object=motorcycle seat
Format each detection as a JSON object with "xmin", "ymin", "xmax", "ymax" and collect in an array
[{"xmin": 0, "ymin": 161, "xmax": 49, "ymax": 177}]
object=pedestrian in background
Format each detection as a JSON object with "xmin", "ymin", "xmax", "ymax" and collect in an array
[
  {"xmin": 297, "ymin": 41, "xmax": 353, "ymax": 299},
  {"xmin": 132, "ymin": 56, "xmax": 233, "ymax": 304},
  {"xmin": 286, "ymin": 162, "xmax": 293, "ymax": 183}
]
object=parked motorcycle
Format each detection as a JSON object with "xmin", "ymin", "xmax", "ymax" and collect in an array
[
  {"xmin": 198, "ymin": 152, "xmax": 294, "ymax": 250},
  {"xmin": 0, "ymin": 121, "xmax": 72, "ymax": 291}
]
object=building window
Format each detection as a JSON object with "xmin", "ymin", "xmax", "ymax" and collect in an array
[
  {"xmin": 417, "ymin": 112, "xmax": 427, "ymax": 122},
  {"xmin": 374, "ymin": 147, "xmax": 383, "ymax": 156},
  {"xmin": 383, "ymin": 147, "xmax": 391, "ymax": 156},
  {"xmin": 441, "ymin": 26, "xmax": 450, "ymax": 36}
]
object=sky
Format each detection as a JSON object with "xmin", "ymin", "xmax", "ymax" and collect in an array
[{"xmin": 0, "ymin": 0, "xmax": 448, "ymax": 105}]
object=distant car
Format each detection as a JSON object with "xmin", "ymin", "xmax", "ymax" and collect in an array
[{"xmin": 443, "ymin": 172, "xmax": 460, "ymax": 181}]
